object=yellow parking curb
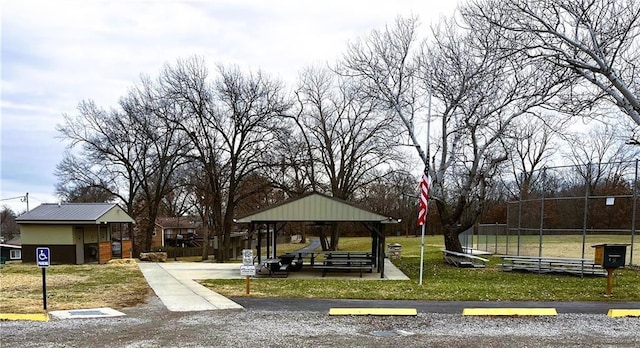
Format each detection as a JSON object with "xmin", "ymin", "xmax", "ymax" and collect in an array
[
  {"xmin": 607, "ymin": 309, "xmax": 640, "ymax": 318},
  {"xmin": 0, "ymin": 313, "xmax": 50, "ymax": 321},
  {"xmin": 462, "ymin": 308, "xmax": 557, "ymax": 316},
  {"xmin": 329, "ymin": 308, "xmax": 417, "ymax": 316}
]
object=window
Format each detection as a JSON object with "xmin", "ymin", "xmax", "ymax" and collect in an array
[
  {"xmin": 10, "ymin": 249, "xmax": 21, "ymax": 260},
  {"xmin": 165, "ymin": 228, "xmax": 174, "ymax": 239}
]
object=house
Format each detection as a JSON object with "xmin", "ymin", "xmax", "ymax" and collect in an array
[
  {"xmin": 16, "ymin": 203, "xmax": 135, "ymax": 264},
  {"xmin": 152, "ymin": 217, "xmax": 202, "ymax": 248},
  {"xmin": 0, "ymin": 243, "xmax": 21, "ymax": 263},
  {"xmin": 152, "ymin": 217, "xmax": 248, "ymax": 259}
]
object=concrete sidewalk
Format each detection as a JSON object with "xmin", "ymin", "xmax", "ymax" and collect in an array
[
  {"xmin": 137, "ymin": 262, "xmax": 243, "ymax": 312},
  {"xmin": 137, "ymin": 259, "xmax": 409, "ymax": 312}
]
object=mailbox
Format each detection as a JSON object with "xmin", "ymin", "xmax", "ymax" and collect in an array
[{"xmin": 592, "ymin": 244, "xmax": 628, "ymax": 269}]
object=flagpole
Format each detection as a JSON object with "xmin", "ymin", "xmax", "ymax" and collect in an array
[{"xmin": 419, "ymin": 72, "xmax": 433, "ymax": 286}]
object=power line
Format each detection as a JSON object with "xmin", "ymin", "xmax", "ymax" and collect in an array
[{"xmin": 0, "ymin": 193, "xmax": 29, "ymax": 211}]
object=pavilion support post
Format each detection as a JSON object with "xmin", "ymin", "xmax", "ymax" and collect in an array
[
  {"xmin": 251, "ymin": 222, "xmax": 262, "ymax": 264},
  {"xmin": 379, "ymin": 223, "xmax": 385, "ymax": 279}
]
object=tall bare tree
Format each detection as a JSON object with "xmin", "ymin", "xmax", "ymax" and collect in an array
[
  {"xmin": 293, "ymin": 66, "xmax": 405, "ymax": 250},
  {"xmin": 57, "ymin": 75, "xmax": 192, "ymax": 253},
  {"xmin": 340, "ymin": 12, "xmax": 567, "ymax": 252},
  {"xmin": 160, "ymin": 57, "xmax": 291, "ymax": 261},
  {"xmin": 57, "ymin": 101, "xmax": 141, "ymax": 215}
]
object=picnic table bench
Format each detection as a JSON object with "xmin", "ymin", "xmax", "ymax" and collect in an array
[
  {"xmin": 285, "ymin": 251, "xmax": 373, "ymax": 267},
  {"xmin": 442, "ymin": 250, "xmax": 489, "ymax": 268},
  {"xmin": 312, "ymin": 256, "xmax": 374, "ymax": 277},
  {"xmin": 500, "ymin": 255, "xmax": 606, "ymax": 276}
]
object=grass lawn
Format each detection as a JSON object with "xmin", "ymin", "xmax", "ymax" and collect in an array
[
  {"xmin": 1, "ymin": 236, "xmax": 638, "ymax": 315},
  {"xmin": 202, "ymin": 236, "xmax": 640, "ymax": 302},
  {"xmin": 0, "ymin": 261, "xmax": 150, "ymax": 314}
]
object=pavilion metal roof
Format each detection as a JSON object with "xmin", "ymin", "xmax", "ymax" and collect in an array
[
  {"xmin": 16, "ymin": 203, "xmax": 134, "ymax": 224},
  {"xmin": 234, "ymin": 192, "xmax": 392, "ymax": 223}
]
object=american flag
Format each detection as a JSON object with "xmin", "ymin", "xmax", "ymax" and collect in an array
[{"xmin": 417, "ymin": 169, "xmax": 431, "ymax": 226}]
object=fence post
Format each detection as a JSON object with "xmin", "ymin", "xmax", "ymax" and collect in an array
[
  {"xmin": 631, "ymin": 159, "xmax": 638, "ymax": 266},
  {"xmin": 538, "ymin": 168, "xmax": 546, "ymax": 259},
  {"xmin": 581, "ymin": 162, "xmax": 591, "ymax": 265}
]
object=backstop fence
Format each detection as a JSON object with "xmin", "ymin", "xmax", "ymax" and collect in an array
[{"xmin": 461, "ymin": 160, "xmax": 639, "ymax": 266}]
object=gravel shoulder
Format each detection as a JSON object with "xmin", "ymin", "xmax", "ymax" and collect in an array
[{"xmin": 1, "ymin": 295, "xmax": 639, "ymax": 348}]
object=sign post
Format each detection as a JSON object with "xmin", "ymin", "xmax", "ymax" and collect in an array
[
  {"xmin": 36, "ymin": 247, "xmax": 50, "ymax": 310},
  {"xmin": 240, "ymin": 249, "xmax": 256, "ymax": 294}
]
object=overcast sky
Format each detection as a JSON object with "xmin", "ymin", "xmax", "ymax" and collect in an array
[{"xmin": 1, "ymin": 0, "xmax": 459, "ymax": 214}]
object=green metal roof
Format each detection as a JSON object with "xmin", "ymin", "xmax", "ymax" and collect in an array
[{"xmin": 235, "ymin": 192, "xmax": 391, "ymax": 223}]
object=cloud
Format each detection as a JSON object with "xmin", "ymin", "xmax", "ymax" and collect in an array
[{"xmin": 1, "ymin": 0, "xmax": 459, "ymax": 213}]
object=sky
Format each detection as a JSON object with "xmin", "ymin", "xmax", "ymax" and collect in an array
[{"xmin": 1, "ymin": 0, "xmax": 459, "ymax": 215}]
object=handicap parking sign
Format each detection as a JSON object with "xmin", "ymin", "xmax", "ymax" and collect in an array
[{"xmin": 36, "ymin": 247, "xmax": 50, "ymax": 268}]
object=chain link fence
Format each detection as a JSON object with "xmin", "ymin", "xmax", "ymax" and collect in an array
[{"xmin": 461, "ymin": 160, "xmax": 639, "ymax": 266}]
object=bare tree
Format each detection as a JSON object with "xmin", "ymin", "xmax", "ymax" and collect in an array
[
  {"xmin": 339, "ymin": 17, "xmax": 426, "ymax": 163},
  {"xmin": 340, "ymin": 12, "xmax": 567, "ymax": 252},
  {"xmin": 562, "ymin": 123, "xmax": 640, "ymax": 192},
  {"xmin": 293, "ymin": 66, "xmax": 405, "ymax": 250},
  {"xmin": 57, "ymin": 101, "xmax": 141, "ymax": 215},
  {"xmin": 503, "ymin": 115, "xmax": 558, "ymax": 200},
  {"xmin": 160, "ymin": 57, "xmax": 291, "ymax": 261},
  {"xmin": 430, "ymin": 12, "xmax": 570, "ymax": 251},
  {"xmin": 57, "ymin": 75, "xmax": 192, "ymax": 253},
  {"xmin": 467, "ymin": 0, "xmax": 640, "ymax": 128},
  {"xmin": 1, "ymin": 206, "xmax": 20, "ymax": 241},
  {"xmin": 55, "ymin": 151, "xmax": 116, "ymax": 203}
]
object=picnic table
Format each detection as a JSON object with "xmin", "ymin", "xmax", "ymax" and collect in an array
[
  {"xmin": 258, "ymin": 258, "xmax": 290, "ymax": 277},
  {"xmin": 280, "ymin": 250, "xmax": 375, "ymax": 276},
  {"xmin": 312, "ymin": 256, "xmax": 374, "ymax": 277},
  {"xmin": 284, "ymin": 250, "xmax": 373, "ymax": 267}
]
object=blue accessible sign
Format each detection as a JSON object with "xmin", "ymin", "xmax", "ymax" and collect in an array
[{"xmin": 36, "ymin": 247, "xmax": 50, "ymax": 268}]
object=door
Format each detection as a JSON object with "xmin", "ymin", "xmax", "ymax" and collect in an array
[{"xmin": 75, "ymin": 227, "xmax": 84, "ymax": 264}]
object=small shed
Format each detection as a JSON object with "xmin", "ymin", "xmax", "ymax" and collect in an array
[
  {"xmin": 235, "ymin": 192, "xmax": 398, "ymax": 278},
  {"xmin": 16, "ymin": 203, "xmax": 134, "ymax": 264}
]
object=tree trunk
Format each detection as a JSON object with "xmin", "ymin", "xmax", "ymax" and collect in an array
[
  {"xmin": 443, "ymin": 225, "xmax": 463, "ymax": 253},
  {"xmin": 329, "ymin": 224, "xmax": 340, "ymax": 251},
  {"xmin": 201, "ymin": 226, "xmax": 209, "ymax": 260},
  {"xmin": 222, "ymin": 215, "xmax": 233, "ymax": 262},
  {"xmin": 317, "ymin": 225, "xmax": 329, "ymax": 251},
  {"xmin": 201, "ymin": 208, "xmax": 211, "ymax": 261}
]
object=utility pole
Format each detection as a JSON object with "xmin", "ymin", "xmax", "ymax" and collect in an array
[{"xmin": 0, "ymin": 192, "xmax": 29, "ymax": 212}]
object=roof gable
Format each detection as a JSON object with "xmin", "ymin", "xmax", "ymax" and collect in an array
[
  {"xmin": 16, "ymin": 203, "xmax": 134, "ymax": 224},
  {"xmin": 235, "ymin": 193, "xmax": 389, "ymax": 223}
]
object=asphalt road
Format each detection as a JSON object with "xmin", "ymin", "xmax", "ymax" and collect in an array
[{"xmin": 232, "ymin": 297, "xmax": 640, "ymax": 314}]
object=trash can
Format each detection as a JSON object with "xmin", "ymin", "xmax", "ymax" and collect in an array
[{"xmin": 387, "ymin": 243, "xmax": 402, "ymax": 260}]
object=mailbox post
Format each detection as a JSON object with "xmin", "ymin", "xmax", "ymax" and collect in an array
[{"xmin": 592, "ymin": 244, "xmax": 629, "ymax": 295}]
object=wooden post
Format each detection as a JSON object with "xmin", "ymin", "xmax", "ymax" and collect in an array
[
  {"xmin": 245, "ymin": 275, "xmax": 251, "ymax": 295},
  {"xmin": 606, "ymin": 268, "xmax": 614, "ymax": 295}
]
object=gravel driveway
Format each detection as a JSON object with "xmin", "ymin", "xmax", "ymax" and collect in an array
[{"xmin": 1, "ymin": 296, "xmax": 639, "ymax": 347}]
